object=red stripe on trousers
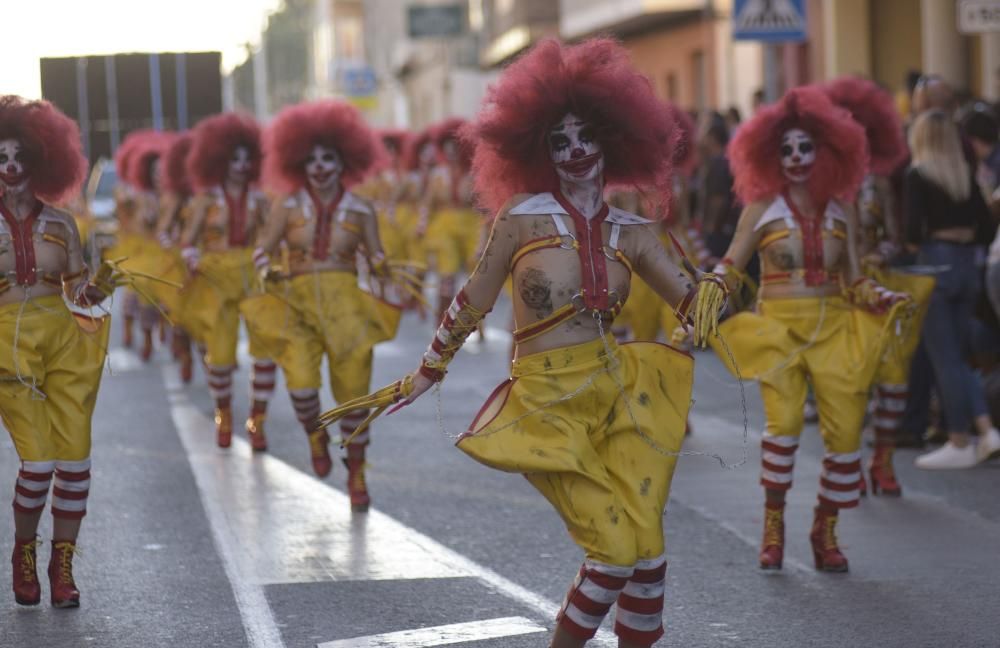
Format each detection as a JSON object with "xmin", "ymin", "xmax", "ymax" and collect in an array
[
  {"xmin": 820, "ymin": 478, "xmax": 860, "ymax": 492},
  {"xmin": 761, "ymin": 459, "xmax": 794, "ymax": 474},
  {"xmin": 51, "ymin": 507, "xmax": 86, "ymax": 520},
  {"xmin": 19, "ymin": 470, "xmax": 53, "ymax": 481},
  {"xmin": 617, "ymin": 592, "xmax": 664, "ymax": 615},
  {"xmin": 15, "ymin": 484, "xmax": 49, "ymax": 498},
  {"xmin": 822, "ymin": 460, "xmax": 861, "ymax": 474},
  {"xmin": 52, "ymin": 487, "xmax": 89, "ymax": 501},
  {"xmin": 614, "ymin": 621, "xmax": 664, "ymax": 648},
  {"xmin": 761, "ymin": 478, "xmax": 792, "ymax": 491},
  {"xmin": 630, "ymin": 564, "xmax": 666, "ymax": 584},
  {"xmin": 761, "ymin": 441, "xmax": 798, "ymax": 456}
]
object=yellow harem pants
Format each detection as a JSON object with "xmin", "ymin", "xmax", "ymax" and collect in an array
[
  {"xmin": 458, "ymin": 336, "xmax": 693, "ymax": 566},
  {"xmin": 870, "ymin": 268, "xmax": 936, "ymax": 385},
  {"xmin": 0, "ymin": 295, "xmax": 109, "ymax": 461},
  {"xmin": 426, "ymin": 207, "xmax": 481, "ymax": 275},
  {"xmin": 711, "ymin": 296, "xmax": 903, "ymax": 507},
  {"xmin": 276, "ymin": 271, "xmax": 397, "ymax": 403},
  {"xmin": 177, "ymin": 249, "xmax": 261, "ymax": 365}
]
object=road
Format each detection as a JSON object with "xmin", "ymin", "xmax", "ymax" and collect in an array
[{"xmin": 1, "ymin": 299, "xmax": 998, "ymax": 648}]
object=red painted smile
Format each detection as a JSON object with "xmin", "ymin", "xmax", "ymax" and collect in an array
[
  {"xmin": 784, "ymin": 163, "xmax": 813, "ymax": 178},
  {"xmin": 557, "ymin": 152, "xmax": 601, "ymax": 176},
  {"xmin": 0, "ymin": 171, "xmax": 27, "ymax": 186},
  {"xmin": 309, "ymin": 170, "xmax": 336, "ymax": 184}
]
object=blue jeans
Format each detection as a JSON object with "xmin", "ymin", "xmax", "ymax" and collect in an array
[{"xmin": 917, "ymin": 242, "xmax": 988, "ymax": 432}]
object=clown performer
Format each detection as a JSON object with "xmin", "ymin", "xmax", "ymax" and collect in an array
[
  {"xmin": 179, "ymin": 113, "xmax": 276, "ymax": 450},
  {"xmin": 255, "ymin": 100, "xmax": 401, "ymax": 510},
  {"xmin": 712, "ymin": 86, "xmax": 910, "ymax": 572},
  {"xmin": 154, "ymin": 131, "xmax": 197, "ymax": 383},
  {"xmin": 315, "ymin": 39, "xmax": 727, "ymax": 647},
  {"xmin": 120, "ymin": 131, "xmax": 175, "ymax": 361},
  {"xmin": 356, "ymin": 129, "xmax": 411, "ymax": 269},
  {"xmin": 424, "ymin": 118, "xmax": 482, "ymax": 319},
  {"xmin": 0, "ymin": 96, "xmax": 123, "ymax": 607},
  {"xmin": 824, "ymin": 76, "xmax": 934, "ymax": 496}
]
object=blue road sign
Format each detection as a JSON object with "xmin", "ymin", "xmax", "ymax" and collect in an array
[
  {"xmin": 733, "ymin": 0, "xmax": 807, "ymax": 42},
  {"xmin": 342, "ymin": 65, "xmax": 377, "ymax": 97}
]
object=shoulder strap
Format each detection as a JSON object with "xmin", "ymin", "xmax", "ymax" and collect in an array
[{"xmin": 550, "ymin": 213, "xmax": 572, "ymax": 237}]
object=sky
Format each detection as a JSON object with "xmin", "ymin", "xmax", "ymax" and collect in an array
[{"xmin": 3, "ymin": 0, "xmax": 283, "ymax": 99}]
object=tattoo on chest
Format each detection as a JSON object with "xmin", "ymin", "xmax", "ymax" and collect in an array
[
  {"xmin": 520, "ymin": 268, "xmax": 553, "ymax": 318},
  {"xmin": 768, "ymin": 247, "xmax": 796, "ymax": 271}
]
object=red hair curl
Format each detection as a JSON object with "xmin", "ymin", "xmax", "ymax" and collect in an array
[
  {"xmin": 823, "ymin": 76, "xmax": 907, "ymax": 176},
  {"xmin": 129, "ymin": 131, "xmax": 173, "ymax": 191},
  {"xmin": 263, "ymin": 100, "xmax": 380, "ymax": 195},
  {"xmin": 666, "ymin": 103, "xmax": 697, "ymax": 176},
  {"xmin": 164, "ymin": 132, "xmax": 194, "ymax": 195},
  {"xmin": 728, "ymin": 85, "xmax": 867, "ymax": 206},
  {"xmin": 187, "ymin": 112, "xmax": 261, "ymax": 192},
  {"xmin": 464, "ymin": 38, "xmax": 678, "ymax": 214},
  {"xmin": 0, "ymin": 96, "xmax": 87, "ymax": 205}
]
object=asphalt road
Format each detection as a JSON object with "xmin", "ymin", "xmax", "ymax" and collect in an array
[{"xmin": 1, "ymin": 298, "xmax": 998, "ymax": 648}]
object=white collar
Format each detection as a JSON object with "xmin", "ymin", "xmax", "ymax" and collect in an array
[
  {"xmin": 291, "ymin": 189, "xmax": 371, "ymax": 218},
  {"xmin": 509, "ymin": 192, "xmax": 651, "ymax": 225}
]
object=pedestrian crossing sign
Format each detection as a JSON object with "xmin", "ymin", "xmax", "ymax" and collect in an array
[{"xmin": 733, "ymin": 0, "xmax": 807, "ymax": 42}]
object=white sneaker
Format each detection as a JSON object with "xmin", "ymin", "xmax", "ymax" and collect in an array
[
  {"xmin": 914, "ymin": 442, "xmax": 978, "ymax": 470},
  {"xmin": 976, "ymin": 428, "xmax": 1000, "ymax": 463}
]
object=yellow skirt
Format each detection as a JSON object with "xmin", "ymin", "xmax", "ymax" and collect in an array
[
  {"xmin": 0, "ymin": 295, "xmax": 110, "ymax": 462},
  {"xmin": 458, "ymin": 336, "xmax": 693, "ymax": 565}
]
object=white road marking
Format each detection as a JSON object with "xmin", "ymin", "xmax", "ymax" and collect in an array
[
  {"xmin": 105, "ymin": 348, "xmax": 144, "ymax": 373},
  {"xmin": 316, "ymin": 616, "xmax": 546, "ymax": 648},
  {"xmin": 163, "ymin": 366, "xmax": 617, "ymax": 647}
]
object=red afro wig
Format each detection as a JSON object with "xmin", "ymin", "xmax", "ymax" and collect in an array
[
  {"xmin": 263, "ymin": 100, "xmax": 380, "ymax": 195},
  {"xmin": 164, "ymin": 131, "xmax": 194, "ymax": 195},
  {"xmin": 128, "ymin": 131, "xmax": 174, "ymax": 191},
  {"xmin": 403, "ymin": 128, "xmax": 438, "ymax": 171},
  {"xmin": 379, "ymin": 129, "xmax": 411, "ymax": 157},
  {"xmin": 0, "ymin": 96, "xmax": 87, "ymax": 205},
  {"xmin": 187, "ymin": 112, "xmax": 261, "ymax": 193},
  {"xmin": 666, "ymin": 103, "xmax": 697, "ymax": 176},
  {"xmin": 433, "ymin": 117, "xmax": 473, "ymax": 170},
  {"xmin": 823, "ymin": 76, "xmax": 907, "ymax": 176},
  {"xmin": 464, "ymin": 38, "xmax": 678, "ymax": 214},
  {"xmin": 728, "ymin": 85, "xmax": 867, "ymax": 206},
  {"xmin": 115, "ymin": 129, "xmax": 158, "ymax": 185}
]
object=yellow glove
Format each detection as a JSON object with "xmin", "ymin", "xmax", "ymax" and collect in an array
[{"xmin": 691, "ymin": 273, "xmax": 727, "ymax": 347}]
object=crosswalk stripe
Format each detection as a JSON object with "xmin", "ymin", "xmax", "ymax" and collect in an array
[{"xmin": 316, "ymin": 616, "xmax": 546, "ymax": 647}]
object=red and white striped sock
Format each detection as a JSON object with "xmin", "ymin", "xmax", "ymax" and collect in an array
[
  {"xmin": 818, "ymin": 451, "xmax": 862, "ymax": 509},
  {"xmin": 206, "ymin": 364, "xmax": 234, "ymax": 403},
  {"xmin": 290, "ymin": 389, "xmax": 321, "ymax": 431},
  {"xmin": 250, "ymin": 360, "xmax": 277, "ymax": 405},
  {"xmin": 12, "ymin": 461, "xmax": 53, "ymax": 515},
  {"xmin": 51, "ymin": 459, "xmax": 91, "ymax": 520},
  {"xmin": 556, "ymin": 560, "xmax": 633, "ymax": 641},
  {"xmin": 760, "ymin": 433, "xmax": 798, "ymax": 492},
  {"xmin": 615, "ymin": 555, "xmax": 666, "ymax": 647},
  {"xmin": 340, "ymin": 411, "xmax": 370, "ymax": 447},
  {"xmin": 874, "ymin": 383, "xmax": 907, "ymax": 446}
]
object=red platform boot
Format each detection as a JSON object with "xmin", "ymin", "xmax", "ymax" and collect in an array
[
  {"xmin": 246, "ymin": 412, "xmax": 268, "ymax": 452},
  {"xmin": 140, "ymin": 328, "xmax": 154, "ymax": 362},
  {"xmin": 810, "ymin": 507, "xmax": 849, "ymax": 572},
  {"xmin": 12, "ymin": 537, "xmax": 41, "ymax": 606},
  {"xmin": 344, "ymin": 446, "xmax": 371, "ymax": 512},
  {"xmin": 868, "ymin": 445, "xmax": 902, "ymax": 496},
  {"xmin": 215, "ymin": 407, "xmax": 233, "ymax": 448},
  {"xmin": 48, "ymin": 540, "xmax": 80, "ymax": 608},
  {"xmin": 123, "ymin": 316, "xmax": 134, "ymax": 349},
  {"xmin": 308, "ymin": 430, "xmax": 332, "ymax": 477},
  {"xmin": 759, "ymin": 504, "xmax": 784, "ymax": 570}
]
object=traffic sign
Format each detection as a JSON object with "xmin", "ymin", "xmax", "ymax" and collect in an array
[
  {"xmin": 733, "ymin": 0, "xmax": 807, "ymax": 42},
  {"xmin": 408, "ymin": 4, "xmax": 465, "ymax": 38},
  {"xmin": 958, "ymin": 0, "xmax": 1000, "ymax": 33}
]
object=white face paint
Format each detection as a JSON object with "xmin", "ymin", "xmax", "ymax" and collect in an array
[
  {"xmin": 549, "ymin": 113, "xmax": 604, "ymax": 184},
  {"xmin": 305, "ymin": 144, "xmax": 343, "ymax": 192},
  {"xmin": 780, "ymin": 128, "xmax": 815, "ymax": 184},
  {"xmin": 0, "ymin": 138, "xmax": 30, "ymax": 193},
  {"xmin": 441, "ymin": 138, "xmax": 459, "ymax": 163},
  {"xmin": 227, "ymin": 145, "xmax": 252, "ymax": 185}
]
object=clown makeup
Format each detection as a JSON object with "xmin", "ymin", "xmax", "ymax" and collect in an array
[
  {"xmin": 305, "ymin": 144, "xmax": 343, "ymax": 192},
  {"xmin": 227, "ymin": 145, "xmax": 253, "ymax": 185},
  {"xmin": 549, "ymin": 113, "xmax": 604, "ymax": 184},
  {"xmin": 418, "ymin": 141, "xmax": 437, "ymax": 168},
  {"xmin": 780, "ymin": 128, "xmax": 815, "ymax": 184},
  {"xmin": 0, "ymin": 139, "xmax": 30, "ymax": 192},
  {"xmin": 441, "ymin": 138, "xmax": 458, "ymax": 163},
  {"xmin": 150, "ymin": 158, "xmax": 163, "ymax": 192}
]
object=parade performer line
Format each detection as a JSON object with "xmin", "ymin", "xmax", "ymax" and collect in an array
[{"xmin": 162, "ymin": 366, "xmax": 618, "ymax": 646}]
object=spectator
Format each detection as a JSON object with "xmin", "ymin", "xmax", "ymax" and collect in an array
[
  {"xmin": 905, "ymin": 111, "xmax": 1000, "ymax": 469},
  {"xmin": 752, "ymin": 88, "xmax": 766, "ymax": 114},
  {"xmin": 962, "ymin": 105, "xmax": 1000, "ymax": 323},
  {"xmin": 697, "ymin": 112, "xmax": 738, "ymax": 259},
  {"xmin": 724, "ymin": 106, "xmax": 742, "ymax": 135}
]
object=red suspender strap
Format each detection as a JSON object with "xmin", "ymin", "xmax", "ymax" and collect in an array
[
  {"xmin": 307, "ymin": 186, "xmax": 344, "ymax": 261},
  {"xmin": 781, "ymin": 191, "xmax": 827, "ymax": 287},
  {"xmin": 224, "ymin": 187, "xmax": 249, "ymax": 247},
  {"xmin": 553, "ymin": 191, "xmax": 611, "ymax": 310},
  {"xmin": 0, "ymin": 199, "xmax": 43, "ymax": 285}
]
